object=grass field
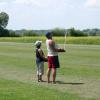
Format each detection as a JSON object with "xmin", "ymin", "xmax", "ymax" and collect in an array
[
  {"xmin": 0, "ymin": 36, "xmax": 100, "ymax": 45},
  {"xmin": 0, "ymin": 42, "xmax": 100, "ymax": 100}
]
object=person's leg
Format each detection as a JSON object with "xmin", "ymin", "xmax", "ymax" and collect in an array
[
  {"xmin": 39, "ymin": 62, "xmax": 44, "ymax": 82},
  {"xmin": 47, "ymin": 56, "xmax": 51, "ymax": 83},
  {"xmin": 47, "ymin": 68, "xmax": 51, "ymax": 83},
  {"xmin": 52, "ymin": 68, "xmax": 56, "ymax": 83},
  {"xmin": 39, "ymin": 75, "xmax": 42, "ymax": 81},
  {"xmin": 36, "ymin": 63, "xmax": 40, "ymax": 82},
  {"xmin": 37, "ymin": 75, "xmax": 40, "ymax": 82}
]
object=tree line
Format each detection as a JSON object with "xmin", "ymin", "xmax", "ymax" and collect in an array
[{"xmin": 0, "ymin": 12, "xmax": 100, "ymax": 37}]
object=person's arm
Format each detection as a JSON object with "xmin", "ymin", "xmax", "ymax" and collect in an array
[
  {"xmin": 38, "ymin": 49, "xmax": 48, "ymax": 61},
  {"xmin": 49, "ymin": 40, "xmax": 65, "ymax": 52},
  {"xmin": 38, "ymin": 49, "xmax": 45, "ymax": 58},
  {"xmin": 57, "ymin": 48, "xmax": 65, "ymax": 52}
]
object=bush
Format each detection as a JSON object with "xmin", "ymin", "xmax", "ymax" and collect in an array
[
  {"xmin": 0, "ymin": 27, "xmax": 9, "ymax": 37},
  {"xmin": 52, "ymin": 28, "xmax": 65, "ymax": 36},
  {"xmin": 67, "ymin": 28, "xmax": 88, "ymax": 37},
  {"xmin": 9, "ymin": 30, "xmax": 20, "ymax": 37},
  {"xmin": 23, "ymin": 30, "xmax": 39, "ymax": 36}
]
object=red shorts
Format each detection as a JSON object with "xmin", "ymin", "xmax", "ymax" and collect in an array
[{"xmin": 48, "ymin": 56, "xmax": 60, "ymax": 68}]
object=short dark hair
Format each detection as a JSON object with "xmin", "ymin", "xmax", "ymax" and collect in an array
[
  {"xmin": 36, "ymin": 44, "xmax": 41, "ymax": 48},
  {"xmin": 45, "ymin": 32, "xmax": 53, "ymax": 38}
]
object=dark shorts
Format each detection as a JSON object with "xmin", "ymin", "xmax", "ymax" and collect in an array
[{"xmin": 48, "ymin": 56, "xmax": 60, "ymax": 68}]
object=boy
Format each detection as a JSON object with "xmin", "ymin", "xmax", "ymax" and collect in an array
[{"xmin": 34, "ymin": 40, "xmax": 47, "ymax": 82}]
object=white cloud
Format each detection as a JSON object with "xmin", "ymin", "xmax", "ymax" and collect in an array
[
  {"xmin": 13, "ymin": 0, "xmax": 70, "ymax": 9},
  {"xmin": 0, "ymin": 0, "xmax": 100, "ymax": 30},
  {"xmin": 0, "ymin": 2, "xmax": 7, "ymax": 6},
  {"xmin": 85, "ymin": 0, "xmax": 100, "ymax": 8},
  {"xmin": 0, "ymin": 0, "xmax": 7, "ymax": 1},
  {"xmin": 13, "ymin": 0, "xmax": 52, "ymax": 8},
  {"xmin": 14, "ymin": 0, "xmax": 38, "ymax": 5}
]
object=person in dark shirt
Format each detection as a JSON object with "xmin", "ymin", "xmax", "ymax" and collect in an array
[{"xmin": 34, "ymin": 41, "xmax": 47, "ymax": 82}]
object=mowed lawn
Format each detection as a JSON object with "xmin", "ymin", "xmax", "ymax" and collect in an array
[{"xmin": 0, "ymin": 42, "xmax": 100, "ymax": 100}]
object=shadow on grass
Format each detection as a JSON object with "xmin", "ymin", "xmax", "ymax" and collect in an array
[
  {"xmin": 56, "ymin": 81, "xmax": 84, "ymax": 85},
  {"xmin": 36, "ymin": 80, "xmax": 84, "ymax": 85}
]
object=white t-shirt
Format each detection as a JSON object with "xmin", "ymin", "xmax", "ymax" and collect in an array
[{"xmin": 46, "ymin": 39, "xmax": 58, "ymax": 56}]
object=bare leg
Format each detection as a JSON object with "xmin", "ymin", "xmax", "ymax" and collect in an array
[
  {"xmin": 47, "ymin": 68, "xmax": 51, "ymax": 83},
  {"xmin": 52, "ymin": 68, "xmax": 56, "ymax": 84}
]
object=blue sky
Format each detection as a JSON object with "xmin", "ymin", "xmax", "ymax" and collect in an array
[{"xmin": 0, "ymin": 0, "xmax": 100, "ymax": 30}]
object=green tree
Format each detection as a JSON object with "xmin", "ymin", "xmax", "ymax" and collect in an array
[
  {"xmin": 67, "ymin": 28, "xmax": 87, "ymax": 37},
  {"xmin": 0, "ymin": 12, "xmax": 9, "ymax": 37},
  {"xmin": 23, "ymin": 30, "xmax": 38, "ymax": 36},
  {"xmin": 0, "ymin": 12, "xmax": 9, "ymax": 28},
  {"xmin": 52, "ymin": 28, "xmax": 65, "ymax": 36}
]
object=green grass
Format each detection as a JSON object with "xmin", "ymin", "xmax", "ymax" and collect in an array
[
  {"xmin": 59, "ymin": 45, "xmax": 100, "ymax": 77},
  {"xmin": 0, "ymin": 79, "xmax": 84, "ymax": 100},
  {"xmin": 0, "ymin": 36, "xmax": 100, "ymax": 44},
  {"xmin": 0, "ymin": 42, "xmax": 100, "ymax": 100}
]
